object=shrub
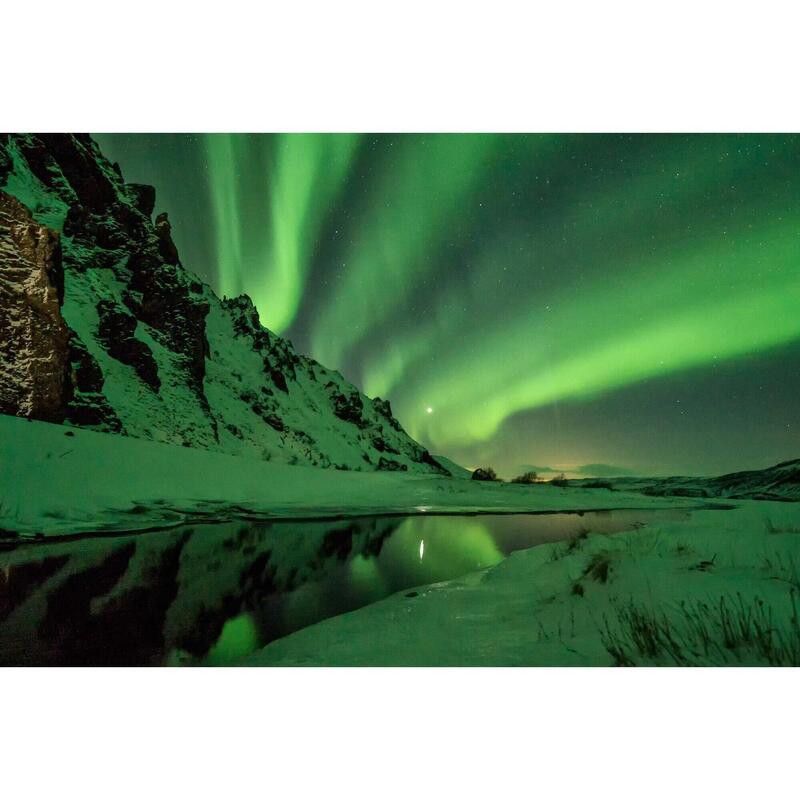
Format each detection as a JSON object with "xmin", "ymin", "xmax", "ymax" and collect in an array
[
  {"xmin": 582, "ymin": 480, "xmax": 613, "ymax": 490},
  {"xmin": 511, "ymin": 471, "xmax": 538, "ymax": 484},
  {"xmin": 471, "ymin": 466, "xmax": 497, "ymax": 482},
  {"xmin": 550, "ymin": 472, "xmax": 569, "ymax": 487}
]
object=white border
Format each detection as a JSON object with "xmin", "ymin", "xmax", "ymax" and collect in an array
[
  {"xmin": 3, "ymin": 1, "xmax": 799, "ymax": 132},
  {"xmin": 3, "ymin": 3, "xmax": 798, "ymax": 796},
  {"xmin": 3, "ymin": 667, "xmax": 797, "ymax": 799}
]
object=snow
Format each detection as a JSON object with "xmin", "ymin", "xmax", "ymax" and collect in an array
[
  {"xmin": 0, "ymin": 414, "xmax": 698, "ymax": 539},
  {"xmin": 1, "ymin": 138, "xmax": 70, "ymax": 232},
  {"xmin": 246, "ymin": 500, "xmax": 800, "ymax": 666}
]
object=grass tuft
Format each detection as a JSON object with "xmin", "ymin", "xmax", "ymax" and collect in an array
[
  {"xmin": 583, "ymin": 552, "xmax": 612, "ymax": 583},
  {"xmin": 600, "ymin": 590, "xmax": 800, "ymax": 666},
  {"xmin": 765, "ymin": 518, "xmax": 800, "ymax": 535}
]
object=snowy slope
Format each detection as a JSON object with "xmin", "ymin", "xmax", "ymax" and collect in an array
[
  {"xmin": 0, "ymin": 134, "xmax": 449, "ymax": 473},
  {"xmin": 0, "ymin": 414, "xmax": 696, "ymax": 539}
]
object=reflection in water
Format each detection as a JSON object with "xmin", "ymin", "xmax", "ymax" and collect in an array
[
  {"xmin": 203, "ymin": 614, "xmax": 260, "ymax": 667},
  {"xmin": 0, "ymin": 509, "xmax": 689, "ymax": 666}
]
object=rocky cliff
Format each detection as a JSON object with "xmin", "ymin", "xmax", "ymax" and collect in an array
[
  {"xmin": 0, "ymin": 134, "xmax": 448, "ymax": 474},
  {"xmin": 0, "ymin": 191, "xmax": 68, "ymax": 420}
]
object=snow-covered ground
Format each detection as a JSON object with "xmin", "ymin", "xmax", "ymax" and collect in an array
[
  {"xmin": 0, "ymin": 414, "xmax": 696, "ymax": 539},
  {"xmin": 246, "ymin": 500, "xmax": 800, "ymax": 666},
  {"xmin": 4, "ymin": 413, "xmax": 798, "ymax": 667}
]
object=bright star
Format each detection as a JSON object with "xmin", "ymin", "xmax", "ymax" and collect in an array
[{"xmin": 426, "ymin": 406, "xmax": 433, "ymax": 414}]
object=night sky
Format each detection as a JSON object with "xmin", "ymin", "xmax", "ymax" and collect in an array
[{"xmin": 94, "ymin": 134, "xmax": 800, "ymax": 477}]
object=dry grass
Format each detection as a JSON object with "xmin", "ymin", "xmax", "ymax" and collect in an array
[
  {"xmin": 765, "ymin": 518, "xmax": 800, "ymax": 535},
  {"xmin": 600, "ymin": 590, "xmax": 800, "ymax": 666}
]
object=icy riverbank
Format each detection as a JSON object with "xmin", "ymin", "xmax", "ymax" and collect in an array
[
  {"xmin": 0, "ymin": 414, "xmax": 700, "ymax": 539},
  {"xmin": 246, "ymin": 500, "xmax": 800, "ymax": 666}
]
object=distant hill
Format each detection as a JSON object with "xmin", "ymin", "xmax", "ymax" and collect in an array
[
  {"xmin": 570, "ymin": 459, "xmax": 800, "ymax": 502},
  {"xmin": 517, "ymin": 464, "xmax": 635, "ymax": 478}
]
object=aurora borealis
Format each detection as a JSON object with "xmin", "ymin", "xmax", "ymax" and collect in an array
[
  {"xmin": 205, "ymin": 133, "xmax": 360, "ymax": 332},
  {"xmin": 95, "ymin": 134, "xmax": 800, "ymax": 476}
]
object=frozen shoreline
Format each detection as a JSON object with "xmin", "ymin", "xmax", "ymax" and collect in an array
[
  {"xmin": 3, "ymin": 413, "xmax": 799, "ymax": 666},
  {"xmin": 0, "ymin": 414, "xmax": 702, "ymax": 539},
  {"xmin": 246, "ymin": 500, "xmax": 800, "ymax": 666}
]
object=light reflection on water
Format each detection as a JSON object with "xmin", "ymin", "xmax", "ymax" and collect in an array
[{"xmin": 0, "ymin": 509, "xmax": 690, "ymax": 666}]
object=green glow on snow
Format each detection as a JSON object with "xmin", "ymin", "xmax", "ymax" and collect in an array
[{"xmin": 204, "ymin": 613, "xmax": 260, "ymax": 665}]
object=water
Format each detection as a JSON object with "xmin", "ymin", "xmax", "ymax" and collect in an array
[{"xmin": 0, "ymin": 509, "xmax": 690, "ymax": 665}]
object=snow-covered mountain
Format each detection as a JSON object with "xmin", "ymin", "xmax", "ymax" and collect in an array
[{"xmin": 0, "ymin": 134, "xmax": 449, "ymax": 474}]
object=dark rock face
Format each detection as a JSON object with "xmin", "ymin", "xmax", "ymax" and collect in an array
[
  {"xmin": 377, "ymin": 457, "xmax": 408, "ymax": 471},
  {"xmin": 0, "ymin": 134, "xmax": 210, "ymax": 430},
  {"xmin": 0, "ymin": 138, "xmax": 12, "ymax": 186},
  {"xmin": 372, "ymin": 397, "xmax": 403, "ymax": 431},
  {"xmin": 154, "ymin": 211, "xmax": 180, "ymax": 265},
  {"xmin": 371, "ymin": 435, "xmax": 399, "ymax": 454},
  {"xmin": 124, "ymin": 248, "xmax": 210, "ymax": 392},
  {"xmin": 222, "ymin": 294, "xmax": 299, "ymax": 396},
  {"xmin": 126, "ymin": 184, "xmax": 155, "ymax": 218},
  {"xmin": 63, "ymin": 334, "xmax": 123, "ymax": 431},
  {"xmin": 96, "ymin": 299, "xmax": 160, "ymax": 391},
  {"xmin": 418, "ymin": 450, "xmax": 449, "ymax": 474},
  {"xmin": 0, "ymin": 191, "xmax": 69, "ymax": 421},
  {"xmin": 16, "ymin": 135, "xmax": 114, "ymax": 213},
  {"xmin": 333, "ymin": 391, "xmax": 365, "ymax": 426}
]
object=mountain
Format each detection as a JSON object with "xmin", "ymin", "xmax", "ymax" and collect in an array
[
  {"xmin": 0, "ymin": 134, "xmax": 448, "ymax": 474},
  {"xmin": 569, "ymin": 459, "xmax": 800, "ymax": 502}
]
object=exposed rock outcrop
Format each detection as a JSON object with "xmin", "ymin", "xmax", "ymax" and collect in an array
[
  {"xmin": 0, "ymin": 191, "xmax": 69, "ymax": 421},
  {"xmin": 154, "ymin": 212, "xmax": 180, "ymax": 265},
  {"xmin": 96, "ymin": 299, "xmax": 161, "ymax": 391},
  {"xmin": 62, "ymin": 333, "xmax": 123, "ymax": 431}
]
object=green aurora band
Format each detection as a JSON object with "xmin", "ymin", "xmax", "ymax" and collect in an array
[
  {"xmin": 95, "ymin": 133, "xmax": 800, "ymax": 471},
  {"xmin": 205, "ymin": 133, "xmax": 359, "ymax": 332},
  {"xmin": 354, "ymin": 138, "xmax": 800, "ymax": 449},
  {"xmin": 393, "ymin": 218, "xmax": 800, "ymax": 447},
  {"xmin": 310, "ymin": 134, "xmax": 515, "ymax": 367}
]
